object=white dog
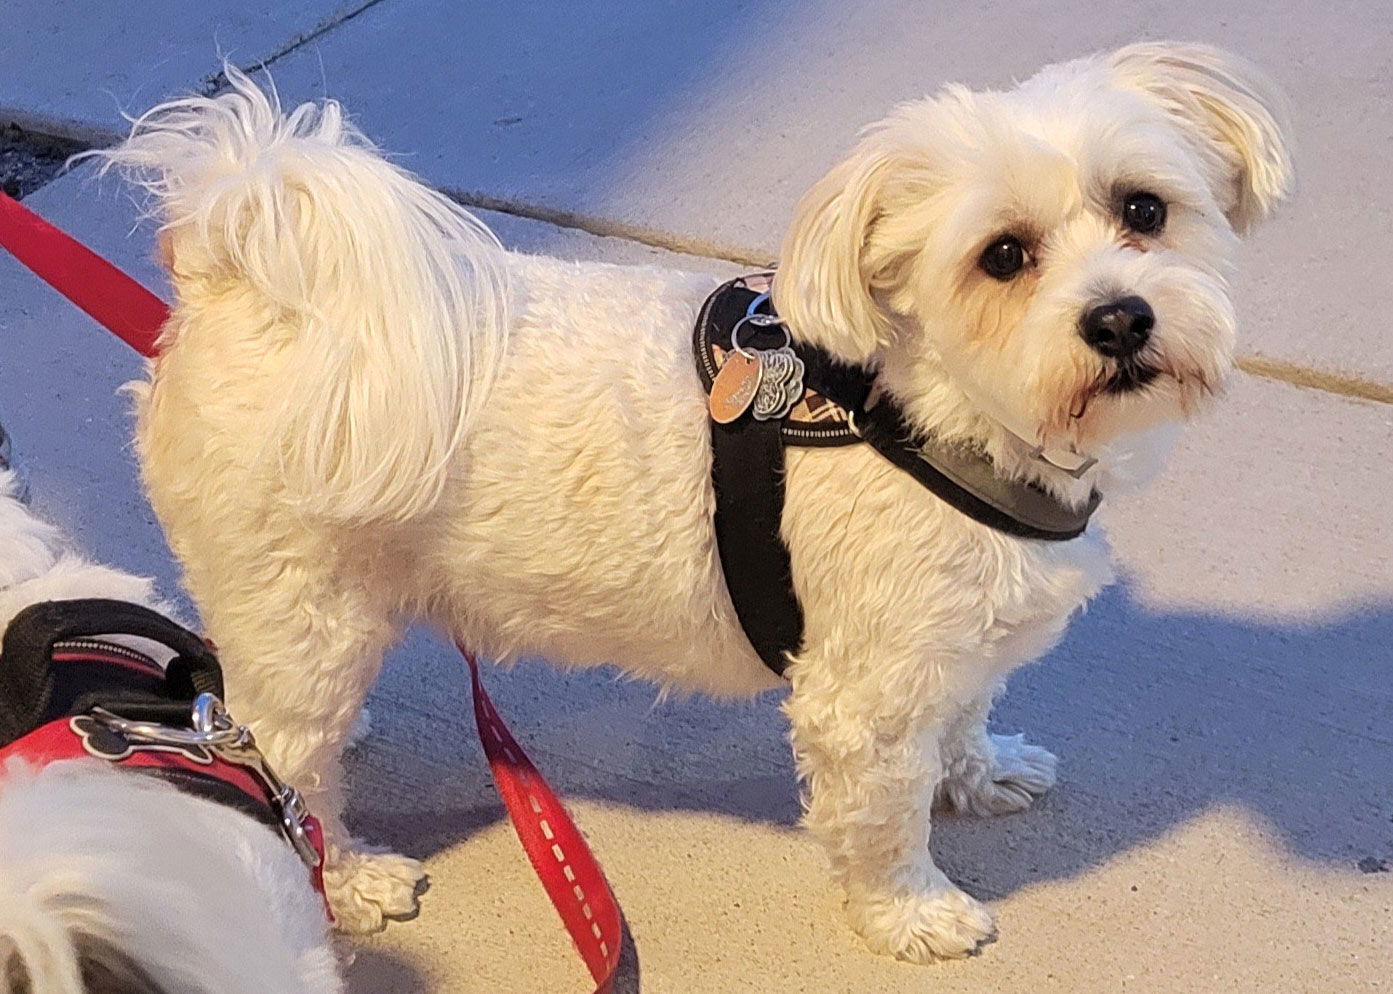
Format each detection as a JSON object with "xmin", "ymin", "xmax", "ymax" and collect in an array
[
  {"xmin": 98, "ymin": 42, "xmax": 1291, "ymax": 961},
  {"xmin": 0, "ymin": 471, "xmax": 341, "ymax": 994}
]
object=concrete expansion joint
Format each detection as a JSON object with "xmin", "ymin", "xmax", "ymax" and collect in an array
[
  {"xmin": 199, "ymin": 0, "xmax": 395, "ymax": 96},
  {"xmin": 0, "ymin": 108, "xmax": 1387, "ymax": 410}
]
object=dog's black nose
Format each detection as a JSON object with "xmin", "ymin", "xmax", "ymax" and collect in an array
[{"xmin": 1080, "ymin": 296, "xmax": 1154, "ymax": 359}]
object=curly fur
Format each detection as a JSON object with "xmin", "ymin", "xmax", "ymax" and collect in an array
[{"xmin": 98, "ymin": 45, "xmax": 1291, "ymax": 960}]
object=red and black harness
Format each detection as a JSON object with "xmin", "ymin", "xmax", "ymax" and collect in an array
[{"xmin": 0, "ymin": 598, "xmax": 328, "ymax": 906}]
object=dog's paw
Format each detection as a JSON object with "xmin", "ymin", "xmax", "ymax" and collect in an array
[
  {"xmin": 345, "ymin": 707, "xmax": 373, "ymax": 750},
  {"xmin": 323, "ymin": 847, "xmax": 427, "ymax": 934},
  {"xmin": 848, "ymin": 885, "xmax": 996, "ymax": 963},
  {"xmin": 938, "ymin": 733, "xmax": 1057, "ymax": 817}
]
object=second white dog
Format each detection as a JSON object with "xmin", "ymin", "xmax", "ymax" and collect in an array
[{"xmin": 100, "ymin": 42, "xmax": 1291, "ymax": 961}]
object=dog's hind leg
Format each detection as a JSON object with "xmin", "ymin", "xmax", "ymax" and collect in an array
[
  {"xmin": 191, "ymin": 547, "xmax": 423, "ymax": 934},
  {"xmin": 784, "ymin": 655, "xmax": 996, "ymax": 963},
  {"xmin": 934, "ymin": 690, "xmax": 1058, "ymax": 817},
  {"xmin": 106, "ymin": 66, "xmax": 503, "ymax": 934}
]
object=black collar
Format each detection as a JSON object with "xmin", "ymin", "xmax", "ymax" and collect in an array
[{"xmin": 792, "ymin": 342, "xmax": 1101, "ymax": 542}]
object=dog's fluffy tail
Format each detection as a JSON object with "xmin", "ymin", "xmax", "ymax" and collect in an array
[{"xmin": 94, "ymin": 66, "xmax": 509, "ymax": 521}]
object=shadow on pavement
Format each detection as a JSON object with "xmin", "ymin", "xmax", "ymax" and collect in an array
[{"xmin": 347, "ymin": 584, "xmax": 1393, "ymax": 901}]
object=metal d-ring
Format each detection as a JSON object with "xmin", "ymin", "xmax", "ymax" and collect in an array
[
  {"xmin": 745, "ymin": 291, "xmax": 779, "ymax": 319},
  {"xmin": 730, "ymin": 305, "xmax": 791, "ymax": 360}
]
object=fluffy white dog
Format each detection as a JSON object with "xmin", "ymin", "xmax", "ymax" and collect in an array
[
  {"xmin": 98, "ymin": 42, "xmax": 1291, "ymax": 961},
  {"xmin": 0, "ymin": 471, "xmax": 341, "ymax": 994}
]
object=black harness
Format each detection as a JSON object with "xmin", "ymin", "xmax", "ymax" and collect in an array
[
  {"xmin": 0, "ymin": 599, "xmax": 225, "ymax": 742},
  {"xmin": 694, "ymin": 274, "xmax": 1102, "ymax": 676}
]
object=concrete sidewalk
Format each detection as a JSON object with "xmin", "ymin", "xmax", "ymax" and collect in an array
[{"xmin": 2, "ymin": 4, "xmax": 1391, "ymax": 992}]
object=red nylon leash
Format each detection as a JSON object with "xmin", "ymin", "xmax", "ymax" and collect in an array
[
  {"xmin": 0, "ymin": 189, "xmax": 622, "ymax": 993},
  {"xmin": 465, "ymin": 649, "xmax": 622, "ymax": 992},
  {"xmin": 0, "ymin": 192, "xmax": 167, "ymax": 356}
]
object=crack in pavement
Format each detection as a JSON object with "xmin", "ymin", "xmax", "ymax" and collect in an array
[
  {"xmin": 442, "ymin": 187, "xmax": 778, "ymax": 271},
  {"xmin": 1235, "ymin": 355, "xmax": 1393, "ymax": 407},
  {"xmin": 199, "ymin": 0, "xmax": 398, "ymax": 95}
]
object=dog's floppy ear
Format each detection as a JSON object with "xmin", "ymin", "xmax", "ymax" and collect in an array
[
  {"xmin": 1110, "ymin": 42, "xmax": 1294, "ymax": 233},
  {"xmin": 773, "ymin": 146, "xmax": 901, "ymax": 363}
]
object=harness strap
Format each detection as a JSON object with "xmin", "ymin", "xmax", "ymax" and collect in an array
[
  {"xmin": 0, "ymin": 713, "xmax": 282, "ymax": 830},
  {"xmin": 0, "ymin": 598, "xmax": 224, "ymax": 747},
  {"xmin": 0, "ymin": 711, "xmax": 330, "ymax": 909},
  {"xmin": 710, "ymin": 414, "xmax": 802, "ymax": 675},
  {"xmin": 694, "ymin": 275, "xmax": 1101, "ymax": 677},
  {"xmin": 0, "ymin": 600, "xmax": 332, "ymax": 910}
]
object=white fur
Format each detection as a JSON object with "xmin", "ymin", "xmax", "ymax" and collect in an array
[
  {"xmin": 99, "ymin": 45, "xmax": 1291, "ymax": 959},
  {"xmin": 0, "ymin": 472, "xmax": 340, "ymax": 993},
  {"xmin": 94, "ymin": 67, "xmax": 509, "ymax": 523}
]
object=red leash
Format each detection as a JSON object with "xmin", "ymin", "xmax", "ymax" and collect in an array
[
  {"xmin": 0, "ymin": 190, "xmax": 622, "ymax": 993},
  {"xmin": 465, "ymin": 649, "xmax": 622, "ymax": 990},
  {"xmin": 0, "ymin": 193, "xmax": 167, "ymax": 356}
]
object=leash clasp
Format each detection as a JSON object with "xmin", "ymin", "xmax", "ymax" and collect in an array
[{"xmin": 91, "ymin": 693, "xmax": 322, "ymax": 869}]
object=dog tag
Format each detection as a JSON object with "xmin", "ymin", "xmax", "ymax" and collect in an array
[
  {"xmin": 709, "ymin": 350, "xmax": 763, "ymax": 423},
  {"xmin": 752, "ymin": 347, "xmax": 806, "ymax": 421}
]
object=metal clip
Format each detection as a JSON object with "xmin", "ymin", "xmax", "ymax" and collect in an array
[
  {"xmin": 744, "ymin": 291, "xmax": 784, "ymax": 326},
  {"xmin": 192, "ymin": 695, "xmax": 322, "ymax": 870},
  {"xmin": 93, "ymin": 698, "xmax": 247, "ymax": 749},
  {"xmin": 92, "ymin": 693, "xmax": 322, "ymax": 869}
]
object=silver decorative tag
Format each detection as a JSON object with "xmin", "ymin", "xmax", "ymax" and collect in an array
[{"xmin": 751, "ymin": 346, "xmax": 806, "ymax": 421}]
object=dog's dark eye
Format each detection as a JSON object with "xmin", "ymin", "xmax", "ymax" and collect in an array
[
  {"xmin": 1122, "ymin": 192, "xmax": 1167, "ymax": 234},
  {"xmin": 980, "ymin": 236, "xmax": 1028, "ymax": 280}
]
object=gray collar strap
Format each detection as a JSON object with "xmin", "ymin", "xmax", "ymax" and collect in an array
[
  {"xmin": 694, "ymin": 275, "xmax": 1102, "ymax": 542},
  {"xmin": 842, "ymin": 396, "xmax": 1102, "ymax": 541}
]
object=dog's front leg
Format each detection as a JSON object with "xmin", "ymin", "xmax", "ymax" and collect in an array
[{"xmin": 784, "ymin": 662, "xmax": 995, "ymax": 963}]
